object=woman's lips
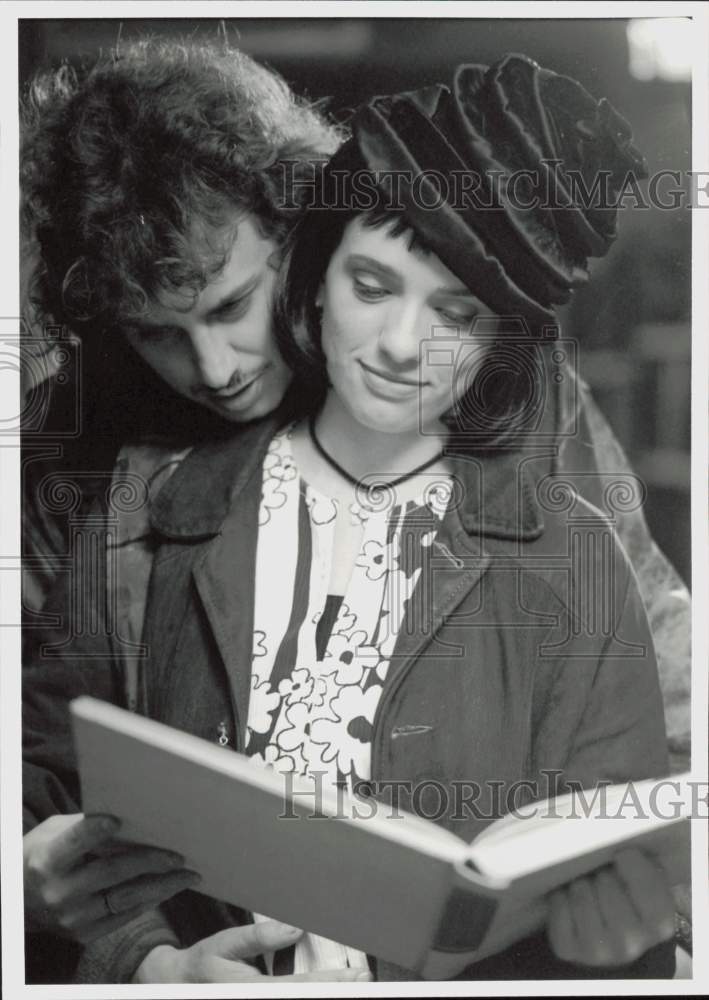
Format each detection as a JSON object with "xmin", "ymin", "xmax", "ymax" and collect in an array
[
  {"xmin": 359, "ymin": 360, "xmax": 423, "ymax": 387},
  {"xmin": 359, "ymin": 360, "xmax": 424, "ymax": 398}
]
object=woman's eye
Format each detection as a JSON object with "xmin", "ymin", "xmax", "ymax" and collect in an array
[
  {"xmin": 353, "ymin": 276, "xmax": 389, "ymax": 301},
  {"xmin": 436, "ymin": 307, "xmax": 477, "ymax": 327}
]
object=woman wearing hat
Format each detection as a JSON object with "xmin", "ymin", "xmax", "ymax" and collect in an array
[{"xmin": 23, "ymin": 54, "xmax": 677, "ymax": 982}]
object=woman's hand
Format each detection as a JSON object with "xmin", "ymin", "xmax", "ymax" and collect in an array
[
  {"xmin": 133, "ymin": 920, "xmax": 373, "ymax": 983},
  {"xmin": 24, "ymin": 813, "xmax": 200, "ymax": 943},
  {"xmin": 547, "ymin": 848, "xmax": 676, "ymax": 966}
]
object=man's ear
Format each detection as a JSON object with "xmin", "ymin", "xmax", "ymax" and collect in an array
[{"xmin": 315, "ymin": 283, "xmax": 324, "ymax": 309}]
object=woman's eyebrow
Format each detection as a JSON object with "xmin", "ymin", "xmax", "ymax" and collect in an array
[
  {"xmin": 434, "ymin": 286, "xmax": 477, "ymax": 298},
  {"xmin": 347, "ymin": 253, "xmax": 478, "ymax": 301},
  {"xmin": 346, "ymin": 254, "xmax": 401, "ymax": 281}
]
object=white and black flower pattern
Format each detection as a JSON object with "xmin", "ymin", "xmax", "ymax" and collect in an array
[
  {"xmin": 324, "ymin": 631, "xmax": 379, "ymax": 686},
  {"xmin": 249, "ymin": 424, "xmax": 450, "ymax": 790},
  {"xmin": 259, "ymin": 436, "xmax": 298, "ymax": 525},
  {"xmin": 310, "ymin": 685, "xmax": 381, "ymax": 778},
  {"xmin": 355, "ymin": 539, "xmax": 394, "ymax": 581},
  {"xmin": 278, "ymin": 667, "xmax": 315, "ymax": 704}
]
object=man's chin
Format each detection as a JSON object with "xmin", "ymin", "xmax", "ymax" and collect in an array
[
  {"xmin": 211, "ymin": 405, "xmax": 262, "ymax": 424},
  {"xmin": 207, "ymin": 392, "xmax": 282, "ymax": 425}
]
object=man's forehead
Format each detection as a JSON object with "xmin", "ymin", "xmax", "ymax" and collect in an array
[
  {"xmin": 145, "ymin": 216, "xmax": 279, "ymax": 322},
  {"xmin": 148, "ymin": 285, "xmax": 201, "ymax": 319}
]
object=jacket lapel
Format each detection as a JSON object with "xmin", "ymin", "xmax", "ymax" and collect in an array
[
  {"xmin": 377, "ymin": 448, "xmax": 542, "ymax": 699},
  {"xmin": 152, "ymin": 418, "xmax": 278, "ymax": 748},
  {"xmin": 192, "ymin": 486, "xmax": 262, "ymax": 749},
  {"xmin": 380, "ymin": 504, "xmax": 490, "ymax": 701}
]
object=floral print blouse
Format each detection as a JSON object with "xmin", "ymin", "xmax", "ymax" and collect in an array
[{"xmin": 245, "ymin": 425, "xmax": 451, "ymax": 973}]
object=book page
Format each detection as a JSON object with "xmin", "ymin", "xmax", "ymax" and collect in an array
[{"xmin": 467, "ymin": 776, "xmax": 692, "ymax": 886}]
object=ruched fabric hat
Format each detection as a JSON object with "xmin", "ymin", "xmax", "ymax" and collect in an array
[{"xmin": 328, "ymin": 53, "xmax": 647, "ymax": 330}]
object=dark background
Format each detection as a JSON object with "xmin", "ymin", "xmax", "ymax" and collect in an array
[{"xmin": 18, "ymin": 16, "xmax": 692, "ymax": 583}]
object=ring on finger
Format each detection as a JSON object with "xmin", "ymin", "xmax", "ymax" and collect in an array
[{"xmin": 102, "ymin": 888, "xmax": 120, "ymax": 916}]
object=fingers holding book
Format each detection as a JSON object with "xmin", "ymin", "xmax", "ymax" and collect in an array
[
  {"xmin": 546, "ymin": 847, "xmax": 676, "ymax": 967},
  {"xmin": 133, "ymin": 921, "xmax": 373, "ymax": 983},
  {"xmin": 24, "ymin": 812, "xmax": 201, "ymax": 943}
]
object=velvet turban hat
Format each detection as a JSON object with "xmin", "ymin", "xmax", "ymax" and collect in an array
[{"xmin": 325, "ymin": 53, "xmax": 647, "ymax": 330}]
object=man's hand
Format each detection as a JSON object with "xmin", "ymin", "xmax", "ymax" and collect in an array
[
  {"xmin": 547, "ymin": 848, "xmax": 676, "ymax": 966},
  {"xmin": 24, "ymin": 813, "xmax": 201, "ymax": 943},
  {"xmin": 134, "ymin": 921, "xmax": 373, "ymax": 983}
]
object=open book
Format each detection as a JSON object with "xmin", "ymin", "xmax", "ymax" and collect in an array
[{"xmin": 71, "ymin": 697, "xmax": 692, "ymax": 979}]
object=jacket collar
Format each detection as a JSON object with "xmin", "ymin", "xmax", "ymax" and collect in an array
[
  {"xmin": 150, "ymin": 418, "xmax": 544, "ymax": 543},
  {"xmin": 150, "ymin": 417, "xmax": 281, "ymax": 539},
  {"xmin": 448, "ymin": 449, "xmax": 544, "ymax": 541}
]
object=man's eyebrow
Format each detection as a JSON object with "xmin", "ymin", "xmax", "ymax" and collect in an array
[
  {"xmin": 205, "ymin": 273, "xmax": 261, "ymax": 317},
  {"xmin": 127, "ymin": 317, "xmax": 177, "ymax": 337},
  {"xmin": 129, "ymin": 274, "xmax": 263, "ymax": 334}
]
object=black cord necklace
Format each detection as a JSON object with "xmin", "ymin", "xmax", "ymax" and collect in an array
[{"xmin": 308, "ymin": 415, "xmax": 444, "ymax": 490}]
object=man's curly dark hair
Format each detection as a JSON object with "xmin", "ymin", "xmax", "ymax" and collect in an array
[{"xmin": 21, "ymin": 38, "xmax": 343, "ymax": 335}]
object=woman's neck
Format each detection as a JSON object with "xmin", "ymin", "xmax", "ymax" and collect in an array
[{"xmin": 313, "ymin": 392, "xmax": 446, "ymax": 485}]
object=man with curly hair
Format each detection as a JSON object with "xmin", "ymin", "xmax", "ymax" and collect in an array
[
  {"xmin": 20, "ymin": 37, "xmax": 361, "ymax": 984},
  {"xmin": 22, "ymin": 37, "xmax": 341, "ymax": 610}
]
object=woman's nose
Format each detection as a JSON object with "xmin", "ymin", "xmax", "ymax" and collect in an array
[
  {"xmin": 378, "ymin": 301, "xmax": 425, "ymax": 369},
  {"xmin": 188, "ymin": 327, "xmax": 232, "ymax": 389}
]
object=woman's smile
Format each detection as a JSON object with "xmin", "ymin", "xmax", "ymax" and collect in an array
[{"xmin": 358, "ymin": 359, "xmax": 426, "ymax": 398}]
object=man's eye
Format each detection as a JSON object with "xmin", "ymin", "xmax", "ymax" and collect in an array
[
  {"xmin": 133, "ymin": 325, "xmax": 181, "ymax": 343},
  {"xmin": 353, "ymin": 277, "xmax": 389, "ymax": 302},
  {"xmin": 215, "ymin": 294, "xmax": 252, "ymax": 322}
]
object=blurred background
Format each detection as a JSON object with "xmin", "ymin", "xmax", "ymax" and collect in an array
[{"xmin": 18, "ymin": 16, "xmax": 692, "ymax": 583}]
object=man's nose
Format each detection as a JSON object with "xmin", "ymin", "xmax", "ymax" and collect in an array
[
  {"xmin": 188, "ymin": 327, "xmax": 233, "ymax": 389},
  {"xmin": 378, "ymin": 301, "xmax": 425, "ymax": 371}
]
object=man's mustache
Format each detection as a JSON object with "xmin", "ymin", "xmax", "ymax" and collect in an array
[{"xmin": 196, "ymin": 365, "xmax": 269, "ymax": 398}]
